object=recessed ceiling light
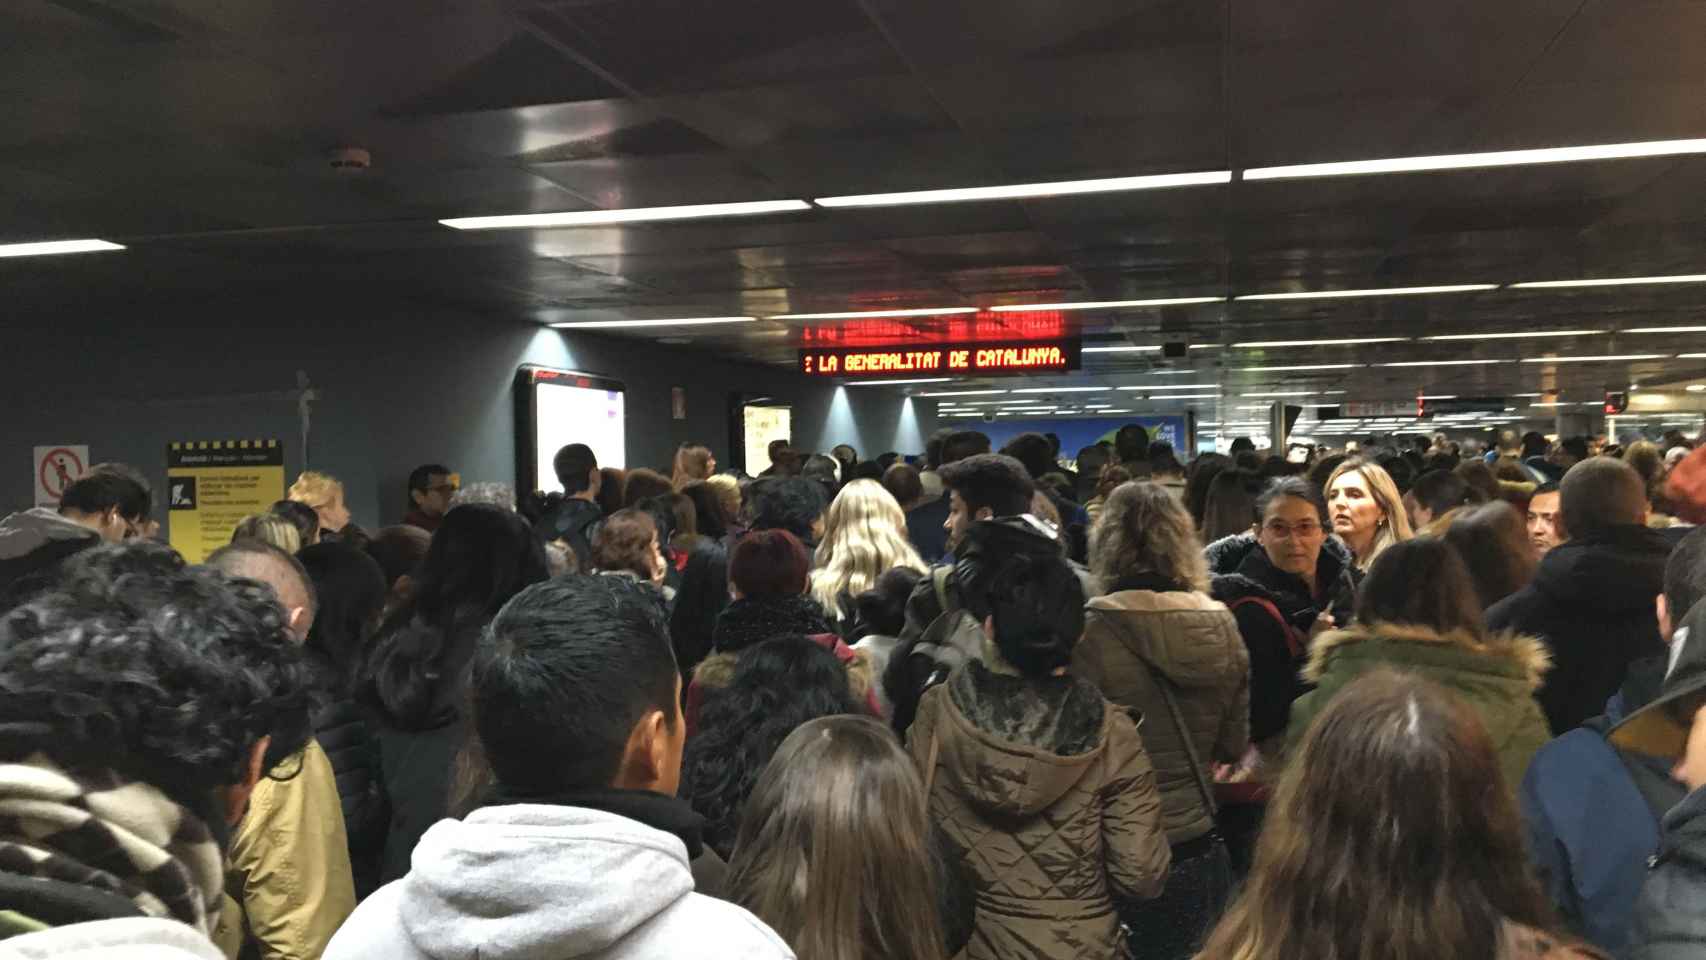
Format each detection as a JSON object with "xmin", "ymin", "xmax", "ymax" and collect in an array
[
  {"xmin": 440, "ymin": 199, "xmax": 810, "ymax": 230},
  {"xmin": 1011, "ymin": 386, "xmax": 1108, "ymax": 394},
  {"xmin": 917, "ymin": 389, "xmax": 1009, "ymax": 397},
  {"xmin": 813, "ymin": 170, "xmax": 1232, "ymax": 208},
  {"xmin": 1376, "ymin": 359, "xmax": 1510, "ymax": 367},
  {"xmin": 989, "ymin": 297, "xmax": 1224, "ymax": 312},
  {"xmin": 1235, "ymin": 364, "xmax": 1357, "ymax": 372},
  {"xmin": 1419, "ymin": 395, "xmax": 1458, "ymax": 400},
  {"xmin": 1681, "ymin": 354, "xmax": 1706, "ymax": 359},
  {"xmin": 1097, "ymin": 408, "xmax": 1134, "ymax": 414},
  {"xmin": 0, "ymin": 238, "xmax": 125, "ymax": 258},
  {"xmin": 1243, "ymin": 391, "xmax": 1316, "ymax": 398},
  {"xmin": 1082, "ymin": 345, "xmax": 1162, "ymax": 354},
  {"xmin": 1511, "ymin": 274, "xmax": 1706, "ymax": 290},
  {"xmin": 844, "ymin": 378, "xmax": 956, "ymax": 386},
  {"xmin": 1149, "ymin": 370, "xmax": 1204, "ymax": 375},
  {"xmin": 1117, "ymin": 384, "xmax": 1219, "ymax": 390},
  {"xmin": 1423, "ymin": 329, "xmax": 1603, "ymax": 340},
  {"xmin": 1512, "ymin": 393, "xmax": 1546, "ymax": 398},
  {"xmin": 1233, "ymin": 337, "xmax": 1409, "ymax": 348},
  {"xmin": 1243, "ymin": 137, "xmax": 1706, "ymax": 181},
  {"xmin": 1520, "ymin": 354, "xmax": 1668, "ymax": 363},
  {"xmin": 550, "ymin": 316, "xmax": 755, "ymax": 329},
  {"xmin": 770, "ymin": 307, "xmax": 977, "ymax": 320},
  {"xmin": 1624, "ymin": 325, "xmax": 1706, "ymax": 334},
  {"xmin": 1145, "ymin": 393, "xmax": 1219, "ymax": 400},
  {"xmin": 1235, "ymin": 284, "xmax": 1496, "ymax": 301}
]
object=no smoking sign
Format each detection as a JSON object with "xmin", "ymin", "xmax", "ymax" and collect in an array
[{"xmin": 34, "ymin": 445, "xmax": 89, "ymax": 508}]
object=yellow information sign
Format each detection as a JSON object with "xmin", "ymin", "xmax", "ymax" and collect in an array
[{"xmin": 167, "ymin": 440, "xmax": 286, "ymax": 564}]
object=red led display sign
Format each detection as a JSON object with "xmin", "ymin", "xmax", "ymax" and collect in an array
[{"xmin": 799, "ymin": 339, "xmax": 1081, "ymax": 379}]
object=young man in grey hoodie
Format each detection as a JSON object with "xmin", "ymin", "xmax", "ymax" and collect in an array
[
  {"xmin": 325, "ymin": 575, "xmax": 794, "ymax": 960},
  {"xmin": 0, "ymin": 470, "xmax": 151, "ymax": 609}
]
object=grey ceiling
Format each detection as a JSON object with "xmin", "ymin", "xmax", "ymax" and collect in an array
[{"xmin": 9, "ymin": 0, "xmax": 1706, "ymax": 427}]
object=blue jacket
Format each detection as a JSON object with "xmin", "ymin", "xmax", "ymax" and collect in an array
[{"xmin": 1522, "ymin": 658, "xmax": 1682, "ymax": 955}]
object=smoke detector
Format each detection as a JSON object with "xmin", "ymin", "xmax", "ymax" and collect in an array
[{"xmin": 329, "ymin": 147, "xmax": 372, "ymax": 171}]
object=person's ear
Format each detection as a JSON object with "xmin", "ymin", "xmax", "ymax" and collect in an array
[
  {"xmin": 1659, "ymin": 593, "xmax": 1674, "ymax": 642},
  {"xmin": 614, "ymin": 708, "xmax": 675, "ymax": 794},
  {"xmin": 975, "ymin": 507, "xmax": 995, "ymax": 521},
  {"xmin": 589, "ymin": 468, "xmax": 602, "ymax": 494},
  {"xmin": 410, "ymin": 489, "xmax": 427, "ymax": 509},
  {"xmin": 287, "ymin": 605, "xmax": 311, "ymax": 642},
  {"xmin": 982, "ymin": 614, "xmax": 995, "ymax": 639},
  {"xmin": 226, "ymin": 736, "xmax": 271, "ymax": 827}
]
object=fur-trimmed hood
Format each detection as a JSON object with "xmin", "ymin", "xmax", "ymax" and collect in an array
[{"xmin": 1304, "ymin": 621, "xmax": 1551, "ymax": 690}]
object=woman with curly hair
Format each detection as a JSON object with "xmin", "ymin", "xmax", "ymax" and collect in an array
[
  {"xmin": 680, "ymin": 636, "xmax": 860, "ymax": 859},
  {"xmin": 808, "ymin": 479, "xmax": 926, "ymax": 627},
  {"xmin": 1076, "ymin": 481, "xmax": 1249, "ymax": 958}
]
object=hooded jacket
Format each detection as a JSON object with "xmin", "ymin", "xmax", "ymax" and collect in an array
[
  {"xmin": 322, "ymin": 804, "xmax": 792, "ymax": 960},
  {"xmin": 0, "ymin": 508, "xmax": 100, "ymax": 609},
  {"xmin": 1286, "ymin": 622, "xmax": 1552, "ymax": 790},
  {"xmin": 1629, "ymin": 785, "xmax": 1706, "ymax": 959},
  {"xmin": 1487, "ymin": 525, "xmax": 1671, "ymax": 734},
  {"xmin": 1074, "ymin": 578, "xmax": 1250, "ymax": 844},
  {"xmin": 1206, "ymin": 533, "xmax": 1359, "ymax": 743},
  {"xmin": 910, "ymin": 660, "xmax": 1170, "ymax": 960},
  {"xmin": 686, "ymin": 595, "xmax": 879, "ymax": 731}
]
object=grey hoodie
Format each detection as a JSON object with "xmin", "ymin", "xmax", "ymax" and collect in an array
[
  {"xmin": 0, "ymin": 508, "xmax": 96, "ymax": 561},
  {"xmin": 324, "ymin": 804, "xmax": 794, "ymax": 960},
  {"xmin": 0, "ymin": 508, "xmax": 100, "ymax": 605},
  {"xmin": 0, "ymin": 917, "xmax": 225, "ymax": 960}
]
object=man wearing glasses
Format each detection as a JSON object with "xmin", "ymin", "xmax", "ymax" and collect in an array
[
  {"xmin": 403, "ymin": 463, "xmax": 459, "ymax": 532},
  {"xmin": 0, "ymin": 470, "xmax": 151, "ymax": 609}
]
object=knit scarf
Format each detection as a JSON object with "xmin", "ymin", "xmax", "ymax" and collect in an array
[{"xmin": 0, "ymin": 754, "xmax": 224, "ymax": 936}]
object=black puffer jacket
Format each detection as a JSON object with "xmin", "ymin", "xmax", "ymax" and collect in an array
[
  {"xmin": 1206, "ymin": 533, "xmax": 1359, "ymax": 744},
  {"xmin": 314, "ymin": 695, "xmax": 385, "ymax": 898},
  {"xmin": 1487, "ymin": 525, "xmax": 1671, "ymax": 735}
]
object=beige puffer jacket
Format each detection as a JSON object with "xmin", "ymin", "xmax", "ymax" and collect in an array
[
  {"xmin": 911, "ymin": 660, "xmax": 1170, "ymax": 960},
  {"xmin": 1074, "ymin": 588, "xmax": 1250, "ymax": 844}
]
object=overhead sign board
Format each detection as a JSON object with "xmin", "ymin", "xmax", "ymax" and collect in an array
[
  {"xmin": 1422, "ymin": 397, "xmax": 1511, "ymax": 416},
  {"xmin": 799, "ymin": 339, "xmax": 1081, "ymax": 379}
]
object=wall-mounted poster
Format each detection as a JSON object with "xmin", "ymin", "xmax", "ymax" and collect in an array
[
  {"xmin": 167, "ymin": 439, "xmax": 286, "ymax": 564},
  {"xmin": 514, "ymin": 365, "xmax": 626, "ymax": 495}
]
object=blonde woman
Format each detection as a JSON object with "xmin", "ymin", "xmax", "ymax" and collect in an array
[
  {"xmin": 705, "ymin": 474, "xmax": 744, "ymax": 534},
  {"xmin": 1325, "ymin": 458, "xmax": 1413, "ymax": 571},
  {"xmin": 230, "ymin": 513, "xmax": 303, "ymax": 554},
  {"xmin": 809, "ymin": 479, "xmax": 926, "ymax": 625},
  {"xmin": 671, "ymin": 443, "xmax": 716, "ymax": 489},
  {"xmin": 288, "ymin": 471, "xmax": 353, "ymax": 538},
  {"xmin": 1076, "ymin": 480, "xmax": 1248, "ymax": 959}
]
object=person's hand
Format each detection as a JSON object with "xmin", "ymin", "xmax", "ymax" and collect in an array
[
  {"xmin": 1673, "ymin": 703, "xmax": 1706, "ymax": 792},
  {"xmin": 1309, "ymin": 605, "xmax": 1338, "ymax": 639}
]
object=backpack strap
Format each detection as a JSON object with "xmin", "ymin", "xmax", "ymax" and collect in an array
[
  {"xmin": 1228, "ymin": 595, "xmax": 1307, "ymax": 660},
  {"xmin": 933, "ymin": 566, "xmax": 953, "ymax": 615}
]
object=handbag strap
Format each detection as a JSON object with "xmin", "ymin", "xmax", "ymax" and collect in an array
[
  {"xmin": 922, "ymin": 728, "xmax": 941, "ymax": 795},
  {"xmin": 1115, "ymin": 618, "xmax": 1217, "ymax": 823}
]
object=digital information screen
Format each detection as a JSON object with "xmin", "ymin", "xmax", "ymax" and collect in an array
[
  {"xmin": 799, "ymin": 338, "xmax": 1081, "ymax": 379},
  {"xmin": 514, "ymin": 365, "xmax": 626, "ymax": 495}
]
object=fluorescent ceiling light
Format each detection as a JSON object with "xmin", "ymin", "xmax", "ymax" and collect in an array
[
  {"xmin": 1243, "ymin": 137, "xmax": 1706, "ymax": 181},
  {"xmin": 1011, "ymin": 386, "xmax": 1107, "ymax": 394},
  {"xmin": 0, "ymin": 238, "xmax": 125, "ymax": 258},
  {"xmin": 1118, "ymin": 384, "xmax": 1219, "ymax": 390},
  {"xmin": 551, "ymin": 316, "xmax": 754, "ymax": 329},
  {"xmin": 814, "ymin": 170, "xmax": 1232, "ymax": 208},
  {"xmin": 440, "ymin": 199, "xmax": 809, "ymax": 230},
  {"xmin": 771, "ymin": 307, "xmax": 976, "ymax": 320},
  {"xmin": 1233, "ymin": 337, "xmax": 1408, "ymax": 348},
  {"xmin": 1423, "ymin": 329, "xmax": 1603, "ymax": 340},
  {"xmin": 1376, "ymin": 359, "xmax": 1510, "ymax": 367},
  {"xmin": 1511, "ymin": 274, "xmax": 1706, "ymax": 290},
  {"xmin": 1000, "ymin": 408, "xmax": 1057, "ymax": 414},
  {"xmin": 1235, "ymin": 284, "xmax": 1496, "ymax": 301},
  {"xmin": 1625, "ymin": 326, "xmax": 1706, "ymax": 334},
  {"xmin": 1097, "ymin": 409, "xmax": 1134, "ymax": 414},
  {"xmin": 1689, "ymin": 385, "xmax": 1706, "ymax": 393},
  {"xmin": 1082, "ymin": 345, "xmax": 1161, "ymax": 354},
  {"xmin": 844, "ymin": 378, "xmax": 955, "ymax": 386},
  {"xmin": 1680, "ymin": 354, "xmax": 1706, "ymax": 359},
  {"xmin": 1419, "ymin": 395, "xmax": 1458, "ymax": 400},
  {"xmin": 1243, "ymin": 391, "xmax": 1316, "ymax": 398},
  {"xmin": 918, "ymin": 389, "xmax": 1009, "ymax": 397},
  {"xmin": 1236, "ymin": 364, "xmax": 1357, "ymax": 372},
  {"xmin": 1149, "ymin": 370, "xmax": 1203, "ymax": 375},
  {"xmin": 989, "ymin": 297, "xmax": 1224, "ymax": 312},
  {"xmin": 1145, "ymin": 393, "xmax": 1219, "ymax": 400},
  {"xmin": 1512, "ymin": 393, "xmax": 1546, "ymax": 398},
  {"xmin": 1520, "ymin": 354, "xmax": 1668, "ymax": 363}
]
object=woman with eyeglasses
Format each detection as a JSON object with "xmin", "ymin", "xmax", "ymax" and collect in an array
[{"xmin": 1206, "ymin": 477, "xmax": 1360, "ymax": 756}]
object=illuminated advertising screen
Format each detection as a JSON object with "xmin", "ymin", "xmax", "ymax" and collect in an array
[
  {"xmin": 514, "ymin": 365, "xmax": 626, "ymax": 495},
  {"xmin": 799, "ymin": 339, "xmax": 1081, "ymax": 379}
]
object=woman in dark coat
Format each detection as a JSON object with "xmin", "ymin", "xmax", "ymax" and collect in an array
[{"xmin": 360, "ymin": 504, "xmax": 548, "ymax": 884}]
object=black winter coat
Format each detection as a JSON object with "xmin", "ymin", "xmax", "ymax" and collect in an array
[
  {"xmin": 1487, "ymin": 525, "xmax": 1671, "ymax": 735},
  {"xmin": 1630, "ymin": 786, "xmax": 1706, "ymax": 959},
  {"xmin": 1207, "ymin": 533, "xmax": 1359, "ymax": 744},
  {"xmin": 314, "ymin": 696, "xmax": 386, "ymax": 898}
]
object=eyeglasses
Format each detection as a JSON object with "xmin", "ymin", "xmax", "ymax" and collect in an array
[
  {"xmin": 428, "ymin": 483, "xmax": 459, "ymax": 495},
  {"xmin": 1263, "ymin": 519, "xmax": 1323, "ymax": 539}
]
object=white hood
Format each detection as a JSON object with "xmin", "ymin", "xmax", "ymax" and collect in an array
[
  {"xmin": 0, "ymin": 508, "xmax": 96, "ymax": 561},
  {"xmin": 397, "ymin": 805, "xmax": 708, "ymax": 959},
  {"xmin": 0, "ymin": 917, "xmax": 225, "ymax": 960}
]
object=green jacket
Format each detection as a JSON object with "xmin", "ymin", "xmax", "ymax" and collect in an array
[{"xmin": 1286, "ymin": 622, "xmax": 1552, "ymax": 791}]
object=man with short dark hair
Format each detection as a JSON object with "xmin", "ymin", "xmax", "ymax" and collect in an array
[
  {"xmin": 403, "ymin": 464, "xmax": 457, "ymax": 532},
  {"xmin": 0, "ymin": 541, "xmax": 313, "ymax": 957},
  {"xmin": 1521, "ymin": 526, "xmax": 1706, "ymax": 952},
  {"xmin": 906, "ymin": 430, "xmax": 991, "ymax": 563},
  {"xmin": 0, "ymin": 470, "xmax": 151, "ymax": 608},
  {"xmin": 539, "ymin": 443, "xmax": 604, "ymax": 570},
  {"xmin": 747, "ymin": 476, "xmax": 828, "ymax": 546},
  {"xmin": 1528, "ymin": 482, "xmax": 1567, "ymax": 559},
  {"xmin": 1490, "ymin": 457, "xmax": 1674, "ymax": 733},
  {"xmin": 325, "ymin": 576, "xmax": 791, "ymax": 960},
  {"xmin": 1115, "ymin": 424, "xmax": 1152, "ymax": 476}
]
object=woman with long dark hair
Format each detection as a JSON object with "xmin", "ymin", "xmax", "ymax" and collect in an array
[
  {"xmin": 1196, "ymin": 671, "xmax": 1602, "ymax": 960},
  {"xmin": 1443, "ymin": 501, "xmax": 1539, "ymax": 610},
  {"xmin": 362, "ymin": 503, "xmax": 549, "ymax": 884},
  {"xmin": 680, "ymin": 636, "xmax": 860, "ymax": 859},
  {"xmin": 728, "ymin": 716, "xmax": 961, "ymax": 960}
]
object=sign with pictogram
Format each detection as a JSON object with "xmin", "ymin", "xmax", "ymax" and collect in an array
[
  {"xmin": 166, "ymin": 439, "xmax": 285, "ymax": 564},
  {"xmin": 33, "ymin": 445, "xmax": 89, "ymax": 508}
]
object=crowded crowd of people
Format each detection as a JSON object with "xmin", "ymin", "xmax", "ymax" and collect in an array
[{"xmin": 4, "ymin": 423, "xmax": 1706, "ymax": 959}]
